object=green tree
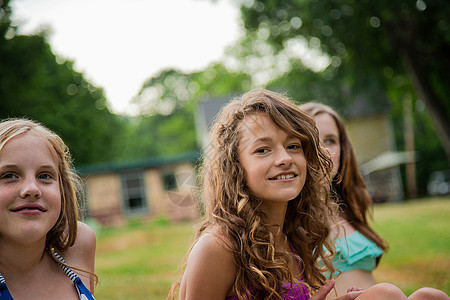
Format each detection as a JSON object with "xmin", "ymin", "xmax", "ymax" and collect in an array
[
  {"xmin": 125, "ymin": 64, "xmax": 251, "ymax": 159},
  {"xmin": 0, "ymin": 0, "xmax": 123, "ymax": 165},
  {"xmin": 239, "ymin": 0, "xmax": 450, "ymax": 161}
]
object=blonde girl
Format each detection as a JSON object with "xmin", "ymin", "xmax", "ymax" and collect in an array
[{"xmin": 0, "ymin": 118, "xmax": 96, "ymax": 299}]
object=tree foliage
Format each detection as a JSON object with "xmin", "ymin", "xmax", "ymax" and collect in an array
[
  {"xmin": 124, "ymin": 64, "xmax": 251, "ymax": 159},
  {"xmin": 236, "ymin": 0, "xmax": 450, "ymax": 195},
  {"xmin": 0, "ymin": 0, "xmax": 123, "ymax": 165},
  {"xmin": 3, "ymin": 0, "xmax": 449, "ymax": 196},
  {"xmin": 239, "ymin": 0, "xmax": 450, "ymax": 161}
]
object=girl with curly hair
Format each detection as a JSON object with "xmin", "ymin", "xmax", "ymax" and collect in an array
[
  {"xmin": 0, "ymin": 118, "xmax": 96, "ymax": 299},
  {"xmin": 300, "ymin": 102, "xmax": 448, "ymax": 300},
  {"xmin": 170, "ymin": 89, "xmax": 412, "ymax": 299}
]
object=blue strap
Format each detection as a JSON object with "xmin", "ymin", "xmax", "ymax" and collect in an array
[
  {"xmin": 52, "ymin": 251, "xmax": 96, "ymax": 300},
  {"xmin": 0, "ymin": 278, "xmax": 13, "ymax": 300},
  {"xmin": 52, "ymin": 251, "xmax": 79, "ymax": 282}
]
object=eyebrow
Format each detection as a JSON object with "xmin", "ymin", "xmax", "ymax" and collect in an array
[
  {"xmin": 250, "ymin": 135, "xmax": 299, "ymax": 145},
  {"xmin": 39, "ymin": 164, "xmax": 57, "ymax": 168},
  {"xmin": 253, "ymin": 137, "xmax": 272, "ymax": 143},
  {"xmin": 239, "ymin": 136, "xmax": 271, "ymax": 151},
  {"xmin": 0, "ymin": 164, "xmax": 58, "ymax": 171},
  {"xmin": 39, "ymin": 164, "xmax": 59, "ymax": 171},
  {"xmin": 0, "ymin": 164, "xmax": 19, "ymax": 169}
]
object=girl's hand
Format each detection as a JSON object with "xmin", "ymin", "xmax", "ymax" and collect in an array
[
  {"xmin": 311, "ymin": 279, "xmax": 365, "ymax": 300},
  {"xmin": 347, "ymin": 286, "xmax": 364, "ymax": 293}
]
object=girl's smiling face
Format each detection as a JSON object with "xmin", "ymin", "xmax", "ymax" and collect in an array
[
  {"xmin": 314, "ymin": 112, "xmax": 341, "ymax": 178},
  {"xmin": 0, "ymin": 132, "xmax": 61, "ymax": 246},
  {"xmin": 238, "ymin": 113, "xmax": 307, "ymax": 208}
]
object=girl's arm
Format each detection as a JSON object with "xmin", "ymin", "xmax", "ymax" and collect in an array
[
  {"xmin": 313, "ymin": 280, "xmax": 415, "ymax": 300},
  {"xmin": 64, "ymin": 221, "xmax": 97, "ymax": 292},
  {"xmin": 179, "ymin": 233, "xmax": 236, "ymax": 300},
  {"xmin": 329, "ymin": 270, "xmax": 376, "ymax": 298}
]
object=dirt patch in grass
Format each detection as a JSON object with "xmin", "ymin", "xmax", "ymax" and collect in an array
[
  {"xmin": 97, "ymin": 230, "xmax": 158, "ymax": 253},
  {"xmin": 374, "ymin": 259, "xmax": 450, "ymax": 293}
]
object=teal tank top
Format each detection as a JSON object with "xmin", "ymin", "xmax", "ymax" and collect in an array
[{"xmin": 332, "ymin": 231, "xmax": 383, "ymax": 276}]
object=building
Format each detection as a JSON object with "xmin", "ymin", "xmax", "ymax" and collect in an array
[
  {"xmin": 77, "ymin": 151, "xmax": 200, "ymax": 226},
  {"xmin": 336, "ymin": 95, "xmax": 410, "ymax": 202},
  {"xmin": 345, "ymin": 113, "xmax": 407, "ymax": 202}
]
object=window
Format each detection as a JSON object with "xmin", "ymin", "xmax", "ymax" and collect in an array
[
  {"xmin": 121, "ymin": 171, "xmax": 147, "ymax": 215},
  {"xmin": 162, "ymin": 173, "xmax": 177, "ymax": 190}
]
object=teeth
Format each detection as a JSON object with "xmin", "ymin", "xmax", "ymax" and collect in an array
[{"xmin": 274, "ymin": 174, "xmax": 295, "ymax": 180}]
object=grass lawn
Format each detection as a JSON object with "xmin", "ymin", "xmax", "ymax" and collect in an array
[
  {"xmin": 372, "ymin": 197, "xmax": 450, "ymax": 295},
  {"xmin": 93, "ymin": 197, "xmax": 450, "ymax": 299}
]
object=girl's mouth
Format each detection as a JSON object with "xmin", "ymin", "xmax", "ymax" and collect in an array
[
  {"xmin": 269, "ymin": 173, "xmax": 297, "ymax": 180},
  {"xmin": 11, "ymin": 204, "xmax": 46, "ymax": 213}
]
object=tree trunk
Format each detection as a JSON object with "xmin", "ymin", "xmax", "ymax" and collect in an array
[{"xmin": 399, "ymin": 47, "xmax": 450, "ymax": 162}]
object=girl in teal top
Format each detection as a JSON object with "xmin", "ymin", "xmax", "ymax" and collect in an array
[
  {"xmin": 300, "ymin": 102, "xmax": 448, "ymax": 299},
  {"xmin": 332, "ymin": 231, "xmax": 383, "ymax": 276}
]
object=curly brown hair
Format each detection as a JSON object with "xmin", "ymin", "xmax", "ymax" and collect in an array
[
  {"xmin": 171, "ymin": 90, "xmax": 337, "ymax": 299},
  {"xmin": 0, "ymin": 118, "xmax": 81, "ymax": 254},
  {"xmin": 298, "ymin": 102, "xmax": 389, "ymax": 257}
]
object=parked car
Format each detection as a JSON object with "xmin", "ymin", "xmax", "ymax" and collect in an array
[{"xmin": 427, "ymin": 169, "xmax": 450, "ymax": 196}]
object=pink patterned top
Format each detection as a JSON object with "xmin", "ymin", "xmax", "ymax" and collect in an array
[{"xmin": 225, "ymin": 240, "xmax": 310, "ymax": 300}]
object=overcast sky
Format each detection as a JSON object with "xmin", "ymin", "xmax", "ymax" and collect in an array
[{"xmin": 11, "ymin": 0, "xmax": 242, "ymax": 115}]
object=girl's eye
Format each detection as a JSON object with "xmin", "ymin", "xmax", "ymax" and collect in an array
[
  {"xmin": 38, "ymin": 173, "xmax": 53, "ymax": 180},
  {"xmin": 1, "ymin": 173, "xmax": 18, "ymax": 180},
  {"xmin": 324, "ymin": 138, "xmax": 337, "ymax": 146},
  {"xmin": 255, "ymin": 148, "xmax": 269, "ymax": 154},
  {"xmin": 287, "ymin": 144, "xmax": 302, "ymax": 150}
]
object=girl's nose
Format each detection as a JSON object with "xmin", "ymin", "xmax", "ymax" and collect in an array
[
  {"xmin": 20, "ymin": 178, "xmax": 42, "ymax": 198},
  {"xmin": 275, "ymin": 148, "xmax": 293, "ymax": 167}
]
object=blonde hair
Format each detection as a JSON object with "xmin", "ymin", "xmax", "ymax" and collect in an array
[
  {"xmin": 0, "ymin": 118, "xmax": 81, "ymax": 253},
  {"xmin": 299, "ymin": 102, "xmax": 388, "ymax": 255},
  {"xmin": 171, "ymin": 90, "xmax": 337, "ymax": 299}
]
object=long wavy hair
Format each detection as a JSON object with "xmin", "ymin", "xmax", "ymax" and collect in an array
[
  {"xmin": 298, "ymin": 102, "xmax": 388, "ymax": 257},
  {"xmin": 0, "ymin": 118, "xmax": 81, "ymax": 254},
  {"xmin": 171, "ymin": 90, "xmax": 337, "ymax": 299}
]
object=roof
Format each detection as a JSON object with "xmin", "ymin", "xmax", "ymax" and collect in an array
[
  {"xmin": 196, "ymin": 97, "xmax": 230, "ymax": 130},
  {"xmin": 344, "ymin": 92, "xmax": 390, "ymax": 119},
  {"xmin": 359, "ymin": 151, "xmax": 417, "ymax": 176},
  {"xmin": 76, "ymin": 151, "xmax": 200, "ymax": 175}
]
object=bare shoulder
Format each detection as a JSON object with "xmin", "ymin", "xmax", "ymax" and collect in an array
[
  {"xmin": 63, "ymin": 221, "xmax": 97, "ymax": 291},
  {"xmin": 191, "ymin": 231, "xmax": 235, "ymax": 271},
  {"xmin": 194, "ymin": 231, "xmax": 233, "ymax": 256},
  {"xmin": 76, "ymin": 221, "xmax": 97, "ymax": 248},
  {"xmin": 65, "ymin": 221, "xmax": 96, "ymax": 261},
  {"xmin": 330, "ymin": 218, "xmax": 357, "ymax": 239},
  {"xmin": 179, "ymin": 230, "xmax": 237, "ymax": 300}
]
